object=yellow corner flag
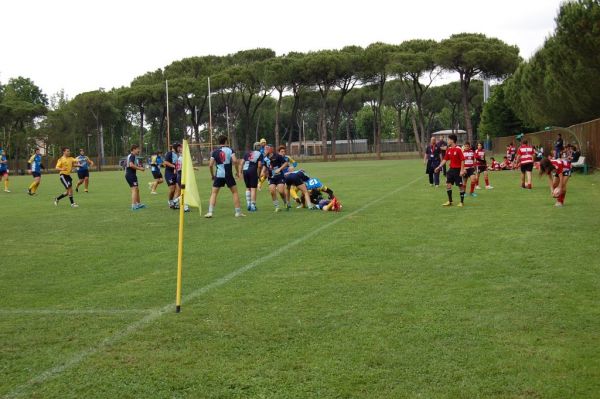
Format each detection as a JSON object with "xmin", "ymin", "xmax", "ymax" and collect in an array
[
  {"xmin": 182, "ymin": 140, "xmax": 201, "ymax": 213},
  {"xmin": 176, "ymin": 140, "xmax": 202, "ymax": 313}
]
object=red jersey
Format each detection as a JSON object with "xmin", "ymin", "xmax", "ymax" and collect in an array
[
  {"xmin": 491, "ymin": 160, "xmax": 501, "ymax": 170},
  {"xmin": 551, "ymin": 159, "xmax": 564, "ymax": 175},
  {"xmin": 561, "ymin": 158, "xmax": 571, "ymax": 171},
  {"xmin": 463, "ymin": 149, "xmax": 476, "ymax": 168},
  {"xmin": 444, "ymin": 146, "xmax": 465, "ymax": 169},
  {"xmin": 517, "ymin": 145, "xmax": 534, "ymax": 164},
  {"xmin": 475, "ymin": 149, "xmax": 486, "ymax": 165}
]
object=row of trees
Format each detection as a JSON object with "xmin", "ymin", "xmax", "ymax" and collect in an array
[
  {"xmin": 2, "ymin": 32, "xmax": 522, "ymax": 166},
  {"xmin": 480, "ymin": 0, "xmax": 600, "ymax": 136}
]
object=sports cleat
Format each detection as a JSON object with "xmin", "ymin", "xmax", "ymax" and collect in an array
[
  {"xmin": 554, "ymin": 202, "xmax": 563, "ymax": 207},
  {"xmin": 475, "ymin": 185, "xmax": 481, "ymax": 190},
  {"xmin": 4, "ymin": 189, "xmax": 10, "ymax": 193},
  {"xmin": 137, "ymin": 203, "xmax": 146, "ymax": 209},
  {"xmin": 250, "ymin": 205, "xmax": 257, "ymax": 212},
  {"xmin": 150, "ymin": 191, "xmax": 157, "ymax": 195},
  {"xmin": 486, "ymin": 186, "xmax": 494, "ymax": 189},
  {"xmin": 469, "ymin": 193, "xmax": 478, "ymax": 197},
  {"xmin": 84, "ymin": 189, "xmax": 88, "ymax": 193},
  {"xmin": 75, "ymin": 187, "xmax": 79, "ymax": 193},
  {"xmin": 457, "ymin": 202, "xmax": 464, "ymax": 207},
  {"xmin": 235, "ymin": 212, "xmax": 246, "ymax": 217},
  {"xmin": 442, "ymin": 201, "xmax": 452, "ymax": 206},
  {"xmin": 71, "ymin": 203, "xmax": 79, "ymax": 208},
  {"xmin": 247, "ymin": 205, "xmax": 251, "ymax": 211},
  {"xmin": 274, "ymin": 208, "xmax": 281, "ymax": 212},
  {"xmin": 204, "ymin": 212, "xmax": 213, "ymax": 218},
  {"xmin": 54, "ymin": 197, "xmax": 58, "ymax": 206},
  {"xmin": 148, "ymin": 182, "xmax": 153, "ymax": 189}
]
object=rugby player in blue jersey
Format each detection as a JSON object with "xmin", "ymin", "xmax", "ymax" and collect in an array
[
  {"xmin": 205, "ymin": 136, "xmax": 245, "ymax": 218},
  {"xmin": 284, "ymin": 169, "xmax": 315, "ymax": 210},
  {"xmin": 27, "ymin": 148, "xmax": 44, "ymax": 195},
  {"xmin": 263, "ymin": 147, "xmax": 289, "ymax": 212},
  {"xmin": 241, "ymin": 147, "xmax": 262, "ymax": 212},
  {"xmin": 75, "ymin": 148, "xmax": 94, "ymax": 193}
]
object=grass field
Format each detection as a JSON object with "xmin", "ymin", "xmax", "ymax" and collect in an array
[{"xmin": 1, "ymin": 159, "xmax": 599, "ymax": 398}]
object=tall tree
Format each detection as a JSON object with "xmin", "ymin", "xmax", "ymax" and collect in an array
[{"xmin": 436, "ymin": 33, "xmax": 521, "ymax": 142}]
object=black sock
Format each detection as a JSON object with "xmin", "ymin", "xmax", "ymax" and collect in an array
[
  {"xmin": 57, "ymin": 193, "xmax": 66, "ymax": 201},
  {"xmin": 460, "ymin": 191, "xmax": 465, "ymax": 203},
  {"xmin": 447, "ymin": 189, "xmax": 452, "ymax": 202},
  {"xmin": 69, "ymin": 196, "xmax": 74, "ymax": 204}
]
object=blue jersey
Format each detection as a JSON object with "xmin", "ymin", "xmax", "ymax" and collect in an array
[
  {"xmin": 0, "ymin": 152, "xmax": 7, "ymax": 172},
  {"xmin": 305, "ymin": 177, "xmax": 323, "ymax": 190},
  {"xmin": 243, "ymin": 150, "xmax": 261, "ymax": 174},
  {"xmin": 76, "ymin": 155, "xmax": 90, "ymax": 170},
  {"xmin": 150, "ymin": 155, "xmax": 163, "ymax": 172},
  {"xmin": 29, "ymin": 154, "xmax": 42, "ymax": 173},
  {"xmin": 211, "ymin": 146, "xmax": 234, "ymax": 178}
]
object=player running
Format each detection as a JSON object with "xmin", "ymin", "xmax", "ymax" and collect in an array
[
  {"xmin": 204, "ymin": 136, "xmax": 245, "ymax": 218},
  {"xmin": 75, "ymin": 148, "xmax": 94, "ymax": 193},
  {"xmin": 125, "ymin": 145, "xmax": 146, "ymax": 210},
  {"xmin": 163, "ymin": 143, "xmax": 180, "ymax": 208},
  {"xmin": 434, "ymin": 133, "xmax": 466, "ymax": 207},
  {"xmin": 27, "ymin": 148, "xmax": 44, "ymax": 195},
  {"xmin": 148, "ymin": 151, "xmax": 163, "ymax": 195},
  {"xmin": 474, "ymin": 142, "xmax": 493, "ymax": 190},
  {"xmin": 0, "ymin": 146, "xmax": 10, "ymax": 192},
  {"xmin": 514, "ymin": 139, "xmax": 535, "ymax": 189},
  {"xmin": 54, "ymin": 147, "xmax": 80, "ymax": 208},
  {"xmin": 241, "ymin": 147, "xmax": 263, "ymax": 212}
]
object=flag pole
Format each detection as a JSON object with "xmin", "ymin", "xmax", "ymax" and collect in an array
[
  {"xmin": 166, "ymin": 80, "xmax": 171, "ymax": 149},
  {"xmin": 208, "ymin": 77, "xmax": 213, "ymax": 152},
  {"xmin": 175, "ymin": 159, "xmax": 186, "ymax": 313}
]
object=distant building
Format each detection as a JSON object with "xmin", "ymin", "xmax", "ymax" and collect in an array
[{"xmin": 431, "ymin": 129, "xmax": 467, "ymax": 144}]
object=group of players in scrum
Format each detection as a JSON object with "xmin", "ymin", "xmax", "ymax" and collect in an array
[
  {"xmin": 138, "ymin": 135, "xmax": 341, "ymax": 217},
  {"xmin": 430, "ymin": 133, "xmax": 573, "ymax": 208}
]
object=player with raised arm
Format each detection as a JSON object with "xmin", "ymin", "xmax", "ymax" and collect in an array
[
  {"xmin": 434, "ymin": 133, "xmax": 466, "ymax": 207},
  {"xmin": 54, "ymin": 147, "xmax": 80, "ymax": 208},
  {"xmin": 75, "ymin": 148, "xmax": 94, "ymax": 193},
  {"xmin": 27, "ymin": 148, "xmax": 44, "ymax": 195},
  {"xmin": 125, "ymin": 145, "xmax": 146, "ymax": 210},
  {"xmin": 204, "ymin": 136, "xmax": 245, "ymax": 218}
]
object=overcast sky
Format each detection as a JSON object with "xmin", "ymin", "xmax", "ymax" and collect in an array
[{"xmin": 0, "ymin": 0, "xmax": 562, "ymax": 99}]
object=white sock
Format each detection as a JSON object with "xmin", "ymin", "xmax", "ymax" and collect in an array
[
  {"xmin": 245, "ymin": 191, "xmax": 251, "ymax": 206},
  {"xmin": 273, "ymin": 200, "xmax": 279, "ymax": 208}
]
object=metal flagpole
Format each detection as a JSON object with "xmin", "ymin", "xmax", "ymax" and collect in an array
[
  {"xmin": 207, "ymin": 77, "xmax": 213, "ymax": 152},
  {"xmin": 166, "ymin": 80, "xmax": 171, "ymax": 149}
]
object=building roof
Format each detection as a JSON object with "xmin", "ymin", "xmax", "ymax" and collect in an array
[{"xmin": 432, "ymin": 130, "xmax": 467, "ymax": 135}]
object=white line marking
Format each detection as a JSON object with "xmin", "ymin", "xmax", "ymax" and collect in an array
[
  {"xmin": 4, "ymin": 175, "xmax": 423, "ymax": 399},
  {"xmin": 0, "ymin": 309, "xmax": 152, "ymax": 316}
]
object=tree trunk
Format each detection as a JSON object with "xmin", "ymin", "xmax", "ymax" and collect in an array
[
  {"xmin": 320, "ymin": 107, "xmax": 328, "ymax": 161},
  {"xmin": 346, "ymin": 114, "xmax": 351, "ymax": 155},
  {"xmin": 460, "ymin": 73, "xmax": 473, "ymax": 143},
  {"xmin": 274, "ymin": 88, "xmax": 282, "ymax": 148},
  {"xmin": 411, "ymin": 110, "xmax": 424, "ymax": 154}
]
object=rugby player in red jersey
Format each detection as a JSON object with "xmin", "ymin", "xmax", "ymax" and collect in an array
[
  {"xmin": 539, "ymin": 157, "xmax": 570, "ymax": 207},
  {"xmin": 434, "ymin": 133, "xmax": 466, "ymax": 207},
  {"xmin": 514, "ymin": 139, "xmax": 535, "ymax": 189},
  {"xmin": 462, "ymin": 142, "xmax": 477, "ymax": 197},
  {"xmin": 474, "ymin": 142, "xmax": 493, "ymax": 190}
]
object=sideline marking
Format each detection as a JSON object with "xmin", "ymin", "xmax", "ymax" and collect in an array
[
  {"xmin": 0, "ymin": 309, "xmax": 151, "ymax": 316},
  {"xmin": 4, "ymin": 175, "xmax": 423, "ymax": 399}
]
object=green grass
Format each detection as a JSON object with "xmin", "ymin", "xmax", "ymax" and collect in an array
[{"xmin": 1, "ymin": 160, "xmax": 599, "ymax": 398}]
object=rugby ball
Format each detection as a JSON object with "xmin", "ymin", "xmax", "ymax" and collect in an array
[{"xmin": 552, "ymin": 187, "xmax": 561, "ymax": 198}]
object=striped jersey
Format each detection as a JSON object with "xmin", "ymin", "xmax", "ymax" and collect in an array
[
  {"xmin": 517, "ymin": 145, "xmax": 535, "ymax": 164},
  {"xmin": 463, "ymin": 149, "xmax": 476, "ymax": 168}
]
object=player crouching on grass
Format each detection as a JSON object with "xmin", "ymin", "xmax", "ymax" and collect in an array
[
  {"xmin": 435, "ymin": 133, "xmax": 466, "ymax": 207},
  {"xmin": 290, "ymin": 174, "xmax": 339, "ymax": 211},
  {"xmin": 125, "ymin": 144, "xmax": 146, "ymax": 210},
  {"xmin": 284, "ymin": 169, "xmax": 315, "ymax": 210},
  {"xmin": 54, "ymin": 147, "xmax": 81, "ymax": 208},
  {"xmin": 539, "ymin": 157, "xmax": 570, "ymax": 207},
  {"xmin": 204, "ymin": 135, "xmax": 245, "ymax": 218}
]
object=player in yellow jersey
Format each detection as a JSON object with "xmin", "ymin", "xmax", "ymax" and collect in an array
[{"xmin": 54, "ymin": 147, "xmax": 80, "ymax": 208}]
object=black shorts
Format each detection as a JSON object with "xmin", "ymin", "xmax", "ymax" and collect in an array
[
  {"xmin": 0, "ymin": 170, "xmax": 7, "ymax": 176},
  {"xmin": 269, "ymin": 174, "xmax": 285, "ymax": 186},
  {"xmin": 125, "ymin": 174, "xmax": 138, "ymax": 187},
  {"xmin": 151, "ymin": 170, "xmax": 163, "ymax": 179},
  {"xmin": 476, "ymin": 164, "xmax": 487, "ymax": 174},
  {"xmin": 165, "ymin": 171, "xmax": 177, "ymax": 186},
  {"xmin": 77, "ymin": 169, "xmax": 89, "ymax": 180},
  {"xmin": 464, "ymin": 168, "xmax": 475, "ymax": 179},
  {"xmin": 446, "ymin": 168, "xmax": 463, "ymax": 186},
  {"xmin": 562, "ymin": 170, "xmax": 571, "ymax": 177},
  {"xmin": 59, "ymin": 174, "xmax": 73, "ymax": 189},
  {"xmin": 243, "ymin": 170, "xmax": 258, "ymax": 189},
  {"xmin": 176, "ymin": 172, "xmax": 182, "ymax": 187},
  {"xmin": 520, "ymin": 163, "xmax": 533, "ymax": 173},
  {"xmin": 213, "ymin": 175, "xmax": 236, "ymax": 188},
  {"xmin": 285, "ymin": 173, "xmax": 305, "ymax": 188},
  {"xmin": 32, "ymin": 172, "xmax": 41, "ymax": 178}
]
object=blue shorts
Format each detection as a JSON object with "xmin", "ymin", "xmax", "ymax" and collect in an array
[
  {"xmin": 0, "ymin": 169, "xmax": 8, "ymax": 176},
  {"xmin": 213, "ymin": 175, "xmax": 236, "ymax": 188},
  {"xmin": 125, "ymin": 174, "xmax": 138, "ymax": 187},
  {"xmin": 151, "ymin": 170, "xmax": 163, "ymax": 179},
  {"xmin": 243, "ymin": 170, "xmax": 258, "ymax": 189},
  {"xmin": 269, "ymin": 174, "xmax": 285, "ymax": 186},
  {"xmin": 77, "ymin": 169, "xmax": 89, "ymax": 179},
  {"xmin": 165, "ymin": 171, "xmax": 177, "ymax": 186},
  {"xmin": 285, "ymin": 173, "xmax": 306, "ymax": 188},
  {"xmin": 32, "ymin": 172, "xmax": 41, "ymax": 178}
]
